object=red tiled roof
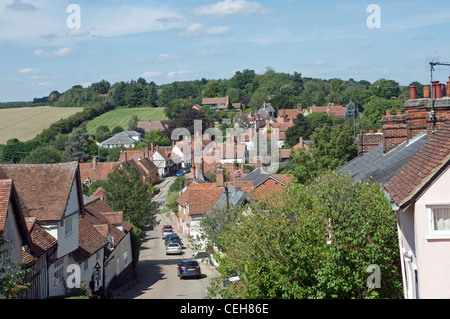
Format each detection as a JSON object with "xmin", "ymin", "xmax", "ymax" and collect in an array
[
  {"xmin": 384, "ymin": 121, "xmax": 450, "ymax": 207},
  {"xmin": 0, "ymin": 179, "xmax": 13, "ymax": 233},
  {"xmin": 83, "ymin": 197, "xmax": 130, "ymax": 245},
  {"xmin": 0, "ymin": 162, "xmax": 80, "ymax": 222},
  {"xmin": 177, "ymin": 183, "xmax": 224, "ymax": 216},
  {"xmin": 309, "ymin": 105, "xmax": 346, "ymax": 118},
  {"xmin": 71, "ymin": 217, "xmax": 108, "ymax": 263},
  {"xmin": 79, "ymin": 162, "xmax": 119, "ymax": 183}
]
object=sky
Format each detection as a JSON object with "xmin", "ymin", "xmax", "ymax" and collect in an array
[{"xmin": 1, "ymin": 0, "xmax": 450, "ymax": 102}]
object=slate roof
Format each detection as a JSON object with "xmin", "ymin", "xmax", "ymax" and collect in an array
[
  {"xmin": 100, "ymin": 136, "xmax": 136, "ymax": 146},
  {"xmin": 336, "ymin": 131, "xmax": 427, "ymax": 185},
  {"xmin": 0, "ymin": 162, "xmax": 80, "ymax": 222},
  {"xmin": 384, "ymin": 121, "xmax": 450, "ymax": 208},
  {"xmin": 213, "ymin": 183, "xmax": 252, "ymax": 211},
  {"xmin": 137, "ymin": 120, "xmax": 172, "ymax": 132},
  {"xmin": 241, "ymin": 167, "xmax": 289, "ymax": 188}
]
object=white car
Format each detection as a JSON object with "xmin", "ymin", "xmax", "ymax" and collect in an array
[{"xmin": 166, "ymin": 243, "xmax": 182, "ymax": 255}]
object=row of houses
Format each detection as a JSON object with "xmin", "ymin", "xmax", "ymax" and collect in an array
[
  {"xmin": 0, "ymin": 162, "xmax": 134, "ymax": 299},
  {"xmin": 337, "ymin": 83, "xmax": 450, "ymax": 299},
  {"xmin": 175, "ymin": 165, "xmax": 293, "ymax": 243}
]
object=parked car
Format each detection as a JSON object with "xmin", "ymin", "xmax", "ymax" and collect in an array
[
  {"xmin": 176, "ymin": 170, "xmax": 184, "ymax": 176},
  {"xmin": 166, "ymin": 243, "xmax": 182, "ymax": 255},
  {"xmin": 177, "ymin": 260, "xmax": 201, "ymax": 279},
  {"xmin": 162, "ymin": 225, "xmax": 174, "ymax": 239},
  {"xmin": 165, "ymin": 234, "xmax": 182, "ymax": 246}
]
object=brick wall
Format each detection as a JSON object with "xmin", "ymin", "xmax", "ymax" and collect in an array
[
  {"xmin": 381, "ymin": 111, "xmax": 408, "ymax": 154},
  {"xmin": 357, "ymin": 130, "xmax": 383, "ymax": 156}
]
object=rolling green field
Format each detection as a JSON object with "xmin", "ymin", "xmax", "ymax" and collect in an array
[
  {"xmin": 85, "ymin": 107, "xmax": 168, "ymax": 135},
  {"xmin": 0, "ymin": 106, "xmax": 84, "ymax": 144}
]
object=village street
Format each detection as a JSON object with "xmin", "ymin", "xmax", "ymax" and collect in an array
[{"xmin": 117, "ymin": 174, "xmax": 220, "ymax": 299}]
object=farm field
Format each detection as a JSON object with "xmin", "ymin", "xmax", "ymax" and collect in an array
[
  {"xmin": 0, "ymin": 106, "xmax": 83, "ymax": 144},
  {"xmin": 86, "ymin": 107, "xmax": 168, "ymax": 135}
]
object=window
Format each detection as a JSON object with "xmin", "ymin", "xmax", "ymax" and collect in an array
[
  {"xmin": 53, "ymin": 259, "xmax": 64, "ymax": 287},
  {"xmin": 124, "ymin": 250, "xmax": 129, "ymax": 267},
  {"xmin": 64, "ymin": 216, "xmax": 73, "ymax": 236},
  {"xmin": 428, "ymin": 205, "xmax": 450, "ymax": 238}
]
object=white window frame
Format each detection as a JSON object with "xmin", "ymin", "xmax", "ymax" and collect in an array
[{"xmin": 426, "ymin": 204, "xmax": 450, "ymax": 239}]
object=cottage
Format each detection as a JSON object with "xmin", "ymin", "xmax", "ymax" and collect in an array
[
  {"xmin": 201, "ymin": 96, "xmax": 231, "ymax": 112},
  {"xmin": 0, "ymin": 162, "xmax": 85, "ymax": 298},
  {"xmin": 99, "ymin": 131, "xmax": 142, "ymax": 149}
]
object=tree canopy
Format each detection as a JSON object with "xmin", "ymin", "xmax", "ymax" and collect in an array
[{"xmin": 199, "ymin": 172, "xmax": 402, "ymax": 299}]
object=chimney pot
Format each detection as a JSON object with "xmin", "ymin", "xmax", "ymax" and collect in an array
[
  {"xmin": 369, "ymin": 130, "xmax": 375, "ymax": 134},
  {"xmin": 396, "ymin": 110, "xmax": 403, "ymax": 116},
  {"xmin": 409, "ymin": 85, "xmax": 417, "ymax": 100},
  {"xmin": 386, "ymin": 110, "xmax": 392, "ymax": 116},
  {"xmin": 423, "ymin": 85, "xmax": 431, "ymax": 98},
  {"xmin": 360, "ymin": 130, "xmax": 366, "ymax": 135}
]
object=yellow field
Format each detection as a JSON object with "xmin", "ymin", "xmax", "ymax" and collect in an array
[{"xmin": 0, "ymin": 106, "xmax": 83, "ymax": 144}]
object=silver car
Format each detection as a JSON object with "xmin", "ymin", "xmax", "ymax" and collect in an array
[{"xmin": 166, "ymin": 243, "xmax": 182, "ymax": 255}]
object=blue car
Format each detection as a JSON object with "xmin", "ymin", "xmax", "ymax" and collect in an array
[
  {"xmin": 176, "ymin": 170, "xmax": 184, "ymax": 176},
  {"xmin": 177, "ymin": 260, "xmax": 201, "ymax": 279}
]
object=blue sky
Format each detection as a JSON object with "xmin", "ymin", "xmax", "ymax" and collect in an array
[{"xmin": 1, "ymin": 0, "xmax": 450, "ymax": 102}]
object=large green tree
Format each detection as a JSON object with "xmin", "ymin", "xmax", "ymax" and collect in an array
[
  {"xmin": 201, "ymin": 172, "xmax": 402, "ymax": 299},
  {"xmin": 64, "ymin": 126, "xmax": 90, "ymax": 163},
  {"xmin": 103, "ymin": 164, "xmax": 158, "ymax": 230},
  {"xmin": 289, "ymin": 123, "xmax": 357, "ymax": 184}
]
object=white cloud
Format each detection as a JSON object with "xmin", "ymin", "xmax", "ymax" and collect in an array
[
  {"xmin": 193, "ymin": 0, "xmax": 272, "ymax": 17},
  {"xmin": 179, "ymin": 23, "xmax": 231, "ymax": 37},
  {"xmin": 141, "ymin": 71, "xmax": 163, "ymax": 78},
  {"xmin": 37, "ymin": 81, "xmax": 50, "ymax": 87},
  {"xmin": 33, "ymin": 47, "xmax": 73, "ymax": 58},
  {"xmin": 206, "ymin": 26, "xmax": 231, "ymax": 35},
  {"xmin": 167, "ymin": 70, "xmax": 191, "ymax": 78},
  {"xmin": 18, "ymin": 67, "xmax": 38, "ymax": 74}
]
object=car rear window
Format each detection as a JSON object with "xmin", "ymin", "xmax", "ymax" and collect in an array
[
  {"xmin": 168, "ymin": 243, "xmax": 179, "ymax": 247},
  {"xmin": 183, "ymin": 261, "xmax": 199, "ymax": 267}
]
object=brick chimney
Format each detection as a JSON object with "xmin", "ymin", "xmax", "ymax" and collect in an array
[
  {"xmin": 216, "ymin": 167, "xmax": 224, "ymax": 187},
  {"xmin": 381, "ymin": 110, "xmax": 407, "ymax": 153},
  {"xmin": 357, "ymin": 130, "xmax": 383, "ymax": 156}
]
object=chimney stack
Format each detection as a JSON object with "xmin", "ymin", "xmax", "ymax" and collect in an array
[
  {"xmin": 92, "ymin": 156, "xmax": 98, "ymax": 169},
  {"xmin": 381, "ymin": 109, "xmax": 407, "ymax": 154},
  {"xmin": 447, "ymin": 77, "xmax": 450, "ymax": 97}
]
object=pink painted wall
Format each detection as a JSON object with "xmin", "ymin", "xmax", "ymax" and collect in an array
[{"xmin": 415, "ymin": 166, "xmax": 450, "ymax": 298}]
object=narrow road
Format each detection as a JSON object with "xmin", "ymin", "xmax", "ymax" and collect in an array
[
  {"xmin": 117, "ymin": 173, "xmax": 219, "ymax": 299},
  {"xmin": 118, "ymin": 212, "xmax": 218, "ymax": 299}
]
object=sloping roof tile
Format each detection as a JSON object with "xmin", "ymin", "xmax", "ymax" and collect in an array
[
  {"xmin": 336, "ymin": 132, "xmax": 427, "ymax": 185},
  {"xmin": 384, "ymin": 122, "xmax": 450, "ymax": 207},
  {"xmin": 0, "ymin": 162, "xmax": 79, "ymax": 222}
]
